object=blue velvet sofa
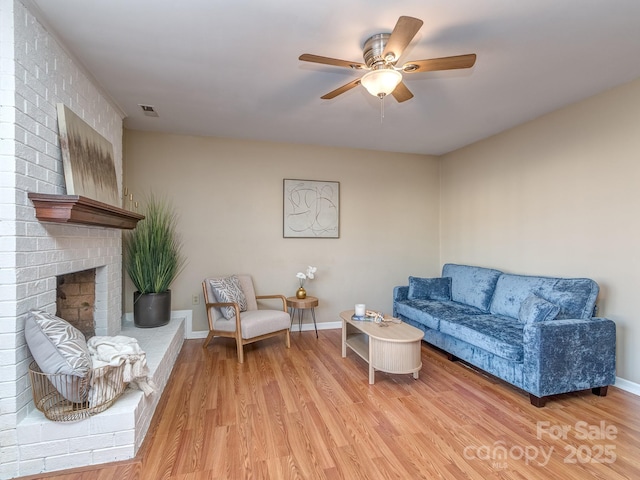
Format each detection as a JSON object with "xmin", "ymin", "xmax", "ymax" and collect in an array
[{"xmin": 393, "ymin": 263, "xmax": 616, "ymax": 407}]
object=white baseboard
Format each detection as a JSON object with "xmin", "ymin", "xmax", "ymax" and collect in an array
[
  {"xmin": 188, "ymin": 319, "xmax": 343, "ymax": 339},
  {"xmin": 614, "ymin": 376, "xmax": 640, "ymax": 396},
  {"xmin": 188, "ymin": 327, "xmax": 208, "ymax": 339},
  {"xmin": 289, "ymin": 320, "xmax": 342, "ymax": 333}
]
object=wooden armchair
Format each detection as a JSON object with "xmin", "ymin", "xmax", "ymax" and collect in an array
[{"xmin": 202, "ymin": 274, "xmax": 291, "ymax": 363}]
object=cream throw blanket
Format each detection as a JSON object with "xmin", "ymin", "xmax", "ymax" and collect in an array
[{"xmin": 87, "ymin": 335, "xmax": 157, "ymax": 405}]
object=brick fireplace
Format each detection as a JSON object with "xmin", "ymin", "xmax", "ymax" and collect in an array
[{"xmin": 1, "ymin": 3, "xmax": 184, "ymax": 478}]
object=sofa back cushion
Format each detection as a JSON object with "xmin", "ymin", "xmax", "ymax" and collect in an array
[
  {"xmin": 490, "ymin": 274, "xmax": 599, "ymax": 320},
  {"xmin": 441, "ymin": 264, "xmax": 503, "ymax": 312}
]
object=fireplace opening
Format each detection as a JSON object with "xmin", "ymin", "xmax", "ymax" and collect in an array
[{"xmin": 56, "ymin": 268, "xmax": 96, "ymax": 339}]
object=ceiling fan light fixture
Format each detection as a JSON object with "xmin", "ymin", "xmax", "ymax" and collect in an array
[
  {"xmin": 299, "ymin": 16, "xmax": 476, "ymax": 103},
  {"xmin": 360, "ymin": 68, "xmax": 402, "ymax": 98}
]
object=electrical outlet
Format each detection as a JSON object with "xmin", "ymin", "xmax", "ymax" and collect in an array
[{"xmin": 192, "ymin": 294, "xmax": 200, "ymax": 305}]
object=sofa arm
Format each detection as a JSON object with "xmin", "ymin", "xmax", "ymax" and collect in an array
[
  {"xmin": 393, "ymin": 286, "xmax": 409, "ymax": 302},
  {"xmin": 523, "ymin": 317, "xmax": 616, "ymax": 397},
  {"xmin": 393, "ymin": 286, "xmax": 408, "ymax": 317}
]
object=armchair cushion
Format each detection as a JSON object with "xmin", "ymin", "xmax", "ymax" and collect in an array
[
  {"xmin": 209, "ymin": 275, "xmax": 248, "ymax": 319},
  {"xmin": 214, "ymin": 309, "xmax": 291, "ymax": 339}
]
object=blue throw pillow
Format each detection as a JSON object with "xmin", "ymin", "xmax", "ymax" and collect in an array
[
  {"xmin": 518, "ymin": 294, "xmax": 560, "ymax": 324},
  {"xmin": 408, "ymin": 276, "xmax": 452, "ymax": 301}
]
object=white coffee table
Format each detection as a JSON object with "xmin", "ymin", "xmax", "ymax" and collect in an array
[{"xmin": 340, "ymin": 310, "xmax": 423, "ymax": 384}]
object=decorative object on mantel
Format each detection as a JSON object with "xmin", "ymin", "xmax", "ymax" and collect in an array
[
  {"xmin": 125, "ymin": 195, "xmax": 186, "ymax": 328},
  {"xmin": 28, "ymin": 193, "xmax": 144, "ymax": 229},
  {"xmin": 283, "ymin": 179, "xmax": 339, "ymax": 238},
  {"xmin": 295, "ymin": 265, "xmax": 317, "ymax": 299},
  {"xmin": 123, "ymin": 186, "xmax": 140, "ymax": 212},
  {"xmin": 56, "ymin": 103, "xmax": 120, "ymax": 207}
]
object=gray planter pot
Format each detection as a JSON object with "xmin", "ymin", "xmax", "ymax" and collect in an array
[{"xmin": 134, "ymin": 290, "xmax": 171, "ymax": 328}]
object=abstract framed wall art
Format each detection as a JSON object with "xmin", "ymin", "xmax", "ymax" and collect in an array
[
  {"xmin": 56, "ymin": 103, "xmax": 119, "ymax": 207},
  {"xmin": 283, "ymin": 179, "xmax": 340, "ymax": 238}
]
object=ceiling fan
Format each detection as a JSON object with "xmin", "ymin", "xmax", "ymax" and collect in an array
[{"xmin": 299, "ymin": 16, "xmax": 476, "ymax": 103}]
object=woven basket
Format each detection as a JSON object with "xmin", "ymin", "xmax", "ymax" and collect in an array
[{"xmin": 29, "ymin": 361, "xmax": 127, "ymax": 422}]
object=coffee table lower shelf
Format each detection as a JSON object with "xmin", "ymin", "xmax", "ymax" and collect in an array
[
  {"xmin": 341, "ymin": 310, "xmax": 423, "ymax": 384},
  {"xmin": 345, "ymin": 333, "xmax": 369, "ymax": 360}
]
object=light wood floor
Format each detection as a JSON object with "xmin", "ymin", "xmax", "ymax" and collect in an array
[{"xmin": 21, "ymin": 329, "xmax": 640, "ymax": 479}]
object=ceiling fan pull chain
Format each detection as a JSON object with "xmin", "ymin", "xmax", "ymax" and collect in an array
[{"xmin": 380, "ymin": 96, "xmax": 385, "ymax": 123}]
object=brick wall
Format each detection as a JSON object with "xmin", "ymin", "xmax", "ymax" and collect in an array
[{"xmin": 1, "ymin": 1, "xmax": 125, "ymax": 477}]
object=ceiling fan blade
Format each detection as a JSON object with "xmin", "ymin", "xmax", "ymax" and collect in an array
[
  {"xmin": 402, "ymin": 54, "xmax": 477, "ymax": 73},
  {"xmin": 382, "ymin": 16, "xmax": 424, "ymax": 63},
  {"xmin": 299, "ymin": 54, "xmax": 366, "ymax": 70},
  {"xmin": 320, "ymin": 78, "xmax": 362, "ymax": 99},
  {"xmin": 391, "ymin": 82, "xmax": 413, "ymax": 103}
]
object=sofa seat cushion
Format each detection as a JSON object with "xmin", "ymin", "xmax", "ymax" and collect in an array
[
  {"xmin": 439, "ymin": 315, "xmax": 524, "ymax": 362},
  {"xmin": 395, "ymin": 299, "xmax": 485, "ymax": 331},
  {"xmin": 442, "ymin": 264, "xmax": 503, "ymax": 312},
  {"xmin": 489, "ymin": 274, "xmax": 599, "ymax": 321}
]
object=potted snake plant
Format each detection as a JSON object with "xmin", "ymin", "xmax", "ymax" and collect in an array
[{"xmin": 124, "ymin": 195, "xmax": 186, "ymax": 327}]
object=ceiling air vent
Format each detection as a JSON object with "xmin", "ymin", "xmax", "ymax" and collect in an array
[{"xmin": 138, "ymin": 104, "xmax": 159, "ymax": 117}]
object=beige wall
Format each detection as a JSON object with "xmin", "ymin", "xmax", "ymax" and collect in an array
[
  {"xmin": 123, "ymin": 132, "xmax": 441, "ymax": 332},
  {"xmin": 123, "ymin": 77, "xmax": 640, "ymax": 384},
  {"xmin": 441, "ymin": 78, "xmax": 640, "ymax": 383}
]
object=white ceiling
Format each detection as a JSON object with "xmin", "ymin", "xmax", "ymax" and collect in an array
[{"xmin": 30, "ymin": 0, "xmax": 640, "ymax": 155}]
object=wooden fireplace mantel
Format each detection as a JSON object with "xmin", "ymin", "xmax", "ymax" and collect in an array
[{"xmin": 28, "ymin": 193, "xmax": 144, "ymax": 229}]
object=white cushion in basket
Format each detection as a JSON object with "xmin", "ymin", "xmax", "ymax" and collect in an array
[{"xmin": 25, "ymin": 310, "xmax": 91, "ymax": 403}]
